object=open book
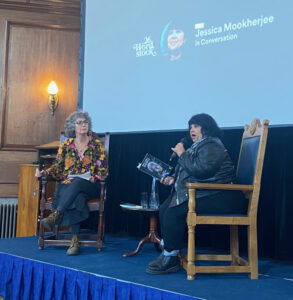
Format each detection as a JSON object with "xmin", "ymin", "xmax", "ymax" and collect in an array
[{"xmin": 137, "ymin": 153, "xmax": 173, "ymax": 180}]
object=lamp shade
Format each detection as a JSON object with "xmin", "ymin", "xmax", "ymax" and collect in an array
[{"xmin": 48, "ymin": 81, "xmax": 58, "ymax": 95}]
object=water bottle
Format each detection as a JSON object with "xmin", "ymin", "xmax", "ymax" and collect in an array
[{"xmin": 149, "ymin": 192, "xmax": 159, "ymax": 209}]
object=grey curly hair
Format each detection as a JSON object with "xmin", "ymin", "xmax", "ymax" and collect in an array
[{"xmin": 65, "ymin": 111, "xmax": 92, "ymax": 138}]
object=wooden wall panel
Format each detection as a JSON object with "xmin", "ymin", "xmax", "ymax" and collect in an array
[
  {"xmin": 1, "ymin": 0, "xmax": 27, "ymax": 3},
  {"xmin": 0, "ymin": 183, "xmax": 18, "ymax": 197},
  {"xmin": 3, "ymin": 22, "xmax": 80, "ymax": 148},
  {"xmin": 0, "ymin": 1, "xmax": 80, "ymax": 16},
  {"xmin": 30, "ymin": 0, "xmax": 80, "ymax": 7},
  {"xmin": 0, "ymin": 2, "xmax": 80, "ymax": 197},
  {"xmin": 0, "ymin": 150, "xmax": 37, "ymax": 183}
]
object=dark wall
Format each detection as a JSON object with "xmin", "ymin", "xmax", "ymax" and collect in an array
[{"xmin": 105, "ymin": 125, "xmax": 293, "ymax": 261}]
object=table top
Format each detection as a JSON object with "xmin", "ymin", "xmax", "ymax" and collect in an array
[
  {"xmin": 120, "ymin": 203, "xmax": 159, "ymax": 212},
  {"xmin": 35, "ymin": 140, "xmax": 59, "ymax": 149}
]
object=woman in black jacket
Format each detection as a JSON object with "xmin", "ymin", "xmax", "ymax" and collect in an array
[{"xmin": 146, "ymin": 113, "xmax": 247, "ymax": 274}]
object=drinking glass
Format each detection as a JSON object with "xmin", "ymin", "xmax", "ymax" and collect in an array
[{"xmin": 140, "ymin": 192, "xmax": 149, "ymax": 209}]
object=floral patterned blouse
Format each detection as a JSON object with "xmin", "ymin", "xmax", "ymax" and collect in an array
[{"xmin": 46, "ymin": 135, "xmax": 108, "ymax": 184}]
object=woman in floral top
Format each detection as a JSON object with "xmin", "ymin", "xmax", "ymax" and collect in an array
[{"xmin": 35, "ymin": 111, "xmax": 108, "ymax": 255}]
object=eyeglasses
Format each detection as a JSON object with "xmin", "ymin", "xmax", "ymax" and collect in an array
[{"xmin": 75, "ymin": 120, "xmax": 89, "ymax": 126}]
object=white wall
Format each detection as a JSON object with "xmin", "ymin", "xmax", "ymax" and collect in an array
[{"xmin": 83, "ymin": 0, "xmax": 292, "ymax": 133}]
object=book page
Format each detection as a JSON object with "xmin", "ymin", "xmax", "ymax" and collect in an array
[{"xmin": 68, "ymin": 171, "xmax": 90, "ymax": 181}]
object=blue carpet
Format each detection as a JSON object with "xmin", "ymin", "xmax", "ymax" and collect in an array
[{"xmin": 0, "ymin": 235, "xmax": 292, "ymax": 300}]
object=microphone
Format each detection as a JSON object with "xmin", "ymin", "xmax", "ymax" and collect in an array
[{"xmin": 169, "ymin": 136, "xmax": 192, "ymax": 161}]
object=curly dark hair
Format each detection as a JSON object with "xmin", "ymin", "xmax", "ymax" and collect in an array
[
  {"xmin": 188, "ymin": 113, "xmax": 222, "ymax": 138},
  {"xmin": 65, "ymin": 111, "xmax": 92, "ymax": 138}
]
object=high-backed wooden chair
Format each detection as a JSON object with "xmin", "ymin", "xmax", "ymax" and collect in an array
[
  {"xmin": 38, "ymin": 132, "xmax": 110, "ymax": 252},
  {"xmin": 182, "ymin": 119, "xmax": 269, "ymax": 279}
]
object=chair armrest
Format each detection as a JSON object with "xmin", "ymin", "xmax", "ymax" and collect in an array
[{"xmin": 185, "ymin": 182, "xmax": 253, "ymax": 191}]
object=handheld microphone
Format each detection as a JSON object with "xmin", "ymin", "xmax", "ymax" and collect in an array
[{"xmin": 169, "ymin": 136, "xmax": 192, "ymax": 161}]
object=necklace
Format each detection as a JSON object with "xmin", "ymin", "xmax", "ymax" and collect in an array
[{"xmin": 74, "ymin": 138, "xmax": 89, "ymax": 156}]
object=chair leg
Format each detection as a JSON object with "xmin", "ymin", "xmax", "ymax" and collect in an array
[
  {"xmin": 248, "ymin": 224, "xmax": 258, "ymax": 279},
  {"xmin": 54, "ymin": 225, "xmax": 59, "ymax": 239},
  {"xmin": 187, "ymin": 223, "xmax": 196, "ymax": 280},
  {"xmin": 97, "ymin": 239, "xmax": 103, "ymax": 252},
  {"xmin": 97, "ymin": 211, "xmax": 104, "ymax": 251},
  {"xmin": 38, "ymin": 179, "xmax": 46, "ymax": 250},
  {"xmin": 38, "ymin": 222, "xmax": 44, "ymax": 250},
  {"xmin": 230, "ymin": 225, "xmax": 239, "ymax": 265}
]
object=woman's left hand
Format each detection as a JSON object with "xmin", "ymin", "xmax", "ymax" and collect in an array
[
  {"xmin": 89, "ymin": 176, "xmax": 95, "ymax": 183},
  {"xmin": 160, "ymin": 176, "xmax": 174, "ymax": 186},
  {"xmin": 171, "ymin": 142, "xmax": 185, "ymax": 157}
]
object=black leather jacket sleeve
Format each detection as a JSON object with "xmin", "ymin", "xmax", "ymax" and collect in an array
[
  {"xmin": 169, "ymin": 136, "xmax": 236, "ymax": 207},
  {"xmin": 177, "ymin": 140, "xmax": 225, "ymax": 180}
]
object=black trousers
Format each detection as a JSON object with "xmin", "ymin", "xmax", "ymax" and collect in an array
[
  {"xmin": 159, "ymin": 190, "xmax": 247, "ymax": 252},
  {"xmin": 54, "ymin": 178, "xmax": 99, "ymax": 234}
]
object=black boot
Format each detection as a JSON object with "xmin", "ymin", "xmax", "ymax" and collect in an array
[
  {"xmin": 146, "ymin": 255, "xmax": 181, "ymax": 274},
  {"xmin": 40, "ymin": 210, "xmax": 61, "ymax": 231},
  {"xmin": 147, "ymin": 252, "xmax": 165, "ymax": 269}
]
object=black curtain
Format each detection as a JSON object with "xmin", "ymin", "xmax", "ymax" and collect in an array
[{"xmin": 105, "ymin": 126, "xmax": 293, "ymax": 261}]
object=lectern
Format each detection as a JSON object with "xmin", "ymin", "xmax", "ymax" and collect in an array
[{"xmin": 16, "ymin": 141, "xmax": 58, "ymax": 237}]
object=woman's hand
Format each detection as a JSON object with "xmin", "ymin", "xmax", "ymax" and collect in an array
[
  {"xmin": 89, "ymin": 176, "xmax": 96, "ymax": 183},
  {"xmin": 171, "ymin": 142, "xmax": 185, "ymax": 157},
  {"xmin": 160, "ymin": 176, "xmax": 174, "ymax": 186},
  {"xmin": 35, "ymin": 168, "xmax": 46, "ymax": 178}
]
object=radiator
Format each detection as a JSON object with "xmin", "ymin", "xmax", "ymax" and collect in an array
[{"xmin": 0, "ymin": 199, "xmax": 18, "ymax": 238}]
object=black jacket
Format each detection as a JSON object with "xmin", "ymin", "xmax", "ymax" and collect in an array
[{"xmin": 170, "ymin": 136, "xmax": 236, "ymax": 207}]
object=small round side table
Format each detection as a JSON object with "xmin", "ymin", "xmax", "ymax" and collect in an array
[{"xmin": 120, "ymin": 204, "xmax": 163, "ymax": 257}]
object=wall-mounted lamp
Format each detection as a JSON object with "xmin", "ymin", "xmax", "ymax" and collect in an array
[{"xmin": 48, "ymin": 81, "xmax": 59, "ymax": 115}]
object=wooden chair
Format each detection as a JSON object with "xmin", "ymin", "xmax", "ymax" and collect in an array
[
  {"xmin": 182, "ymin": 119, "xmax": 269, "ymax": 280},
  {"xmin": 38, "ymin": 132, "xmax": 110, "ymax": 252}
]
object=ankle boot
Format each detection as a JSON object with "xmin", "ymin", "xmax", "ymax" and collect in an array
[
  {"xmin": 146, "ymin": 255, "xmax": 180, "ymax": 274},
  {"xmin": 66, "ymin": 234, "xmax": 80, "ymax": 256},
  {"xmin": 147, "ymin": 252, "xmax": 165, "ymax": 269},
  {"xmin": 41, "ymin": 210, "xmax": 61, "ymax": 231}
]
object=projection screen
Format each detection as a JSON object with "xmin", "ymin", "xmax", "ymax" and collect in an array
[{"xmin": 83, "ymin": 0, "xmax": 292, "ymax": 133}]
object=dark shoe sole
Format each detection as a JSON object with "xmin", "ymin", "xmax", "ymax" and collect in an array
[
  {"xmin": 40, "ymin": 219, "xmax": 53, "ymax": 231},
  {"xmin": 146, "ymin": 264, "xmax": 181, "ymax": 275},
  {"xmin": 147, "ymin": 253, "xmax": 164, "ymax": 269},
  {"xmin": 66, "ymin": 250, "xmax": 80, "ymax": 256}
]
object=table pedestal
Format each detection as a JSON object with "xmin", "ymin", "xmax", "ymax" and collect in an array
[{"xmin": 123, "ymin": 213, "xmax": 163, "ymax": 257}]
